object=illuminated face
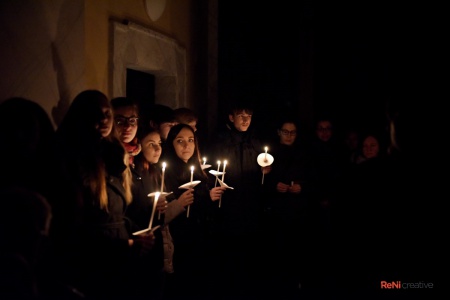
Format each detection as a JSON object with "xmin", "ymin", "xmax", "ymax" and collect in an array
[
  {"xmin": 362, "ymin": 136, "xmax": 380, "ymax": 159},
  {"xmin": 278, "ymin": 122, "xmax": 297, "ymax": 146},
  {"xmin": 96, "ymin": 106, "xmax": 113, "ymax": 138},
  {"xmin": 316, "ymin": 121, "xmax": 333, "ymax": 142},
  {"xmin": 114, "ymin": 106, "xmax": 138, "ymax": 143},
  {"xmin": 173, "ymin": 127, "xmax": 195, "ymax": 163},
  {"xmin": 229, "ymin": 110, "xmax": 252, "ymax": 132},
  {"xmin": 141, "ymin": 131, "xmax": 162, "ymax": 164}
]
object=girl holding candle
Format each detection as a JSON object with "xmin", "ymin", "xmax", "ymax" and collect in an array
[
  {"xmin": 162, "ymin": 123, "xmax": 226, "ymax": 300},
  {"xmin": 125, "ymin": 125, "xmax": 169, "ymax": 300}
]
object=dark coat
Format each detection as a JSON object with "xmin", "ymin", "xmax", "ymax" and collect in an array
[
  {"xmin": 209, "ymin": 124, "xmax": 265, "ymax": 236},
  {"xmin": 126, "ymin": 156, "xmax": 165, "ymax": 300}
]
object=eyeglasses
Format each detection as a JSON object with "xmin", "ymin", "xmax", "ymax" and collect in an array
[
  {"xmin": 280, "ymin": 129, "xmax": 297, "ymax": 136},
  {"xmin": 115, "ymin": 116, "xmax": 139, "ymax": 127}
]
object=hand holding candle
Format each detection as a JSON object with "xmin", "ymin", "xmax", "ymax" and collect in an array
[{"xmin": 257, "ymin": 147, "xmax": 274, "ymax": 185}]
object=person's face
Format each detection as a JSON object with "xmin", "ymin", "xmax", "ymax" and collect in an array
[
  {"xmin": 278, "ymin": 122, "xmax": 297, "ymax": 146},
  {"xmin": 114, "ymin": 106, "xmax": 138, "ymax": 143},
  {"xmin": 316, "ymin": 121, "xmax": 333, "ymax": 142},
  {"xmin": 96, "ymin": 106, "xmax": 113, "ymax": 138},
  {"xmin": 362, "ymin": 136, "xmax": 380, "ymax": 159},
  {"xmin": 141, "ymin": 132, "xmax": 162, "ymax": 164},
  {"xmin": 229, "ymin": 111, "xmax": 252, "ymax": 132},
  {"xmin": 173, "ymin": 127, "xmax": 195, "ymax": 163},
  {"xmin": 159, "ymin": 121, "xmax": 177, "ymax": 141}
]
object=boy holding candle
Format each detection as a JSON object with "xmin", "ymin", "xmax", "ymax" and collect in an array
[{"xmin": 207, "ymin": 101, "xmax": 270, "ymax": 298}]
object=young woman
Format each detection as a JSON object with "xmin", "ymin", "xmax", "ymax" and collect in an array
[
  {"xmin": 54, "ymin": 90, "xmax": 155, "ymax": 299},
  {"xmin": 162, "ymin": 123, "xmax": 226, "ymax": 300}
]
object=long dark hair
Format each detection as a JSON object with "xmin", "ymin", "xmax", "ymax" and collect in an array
[
  {"xmin": 164, "ymin": 123, "xmax": 207, "ymax": 183},
  {"xmin": 56, "ymin": 90, "xmax": 132, "ymax": 209}
]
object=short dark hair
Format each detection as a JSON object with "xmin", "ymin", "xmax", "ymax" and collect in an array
[
  {"xmin": 148, "ymin": 104, "xmax": 175, "ymax": 125},
  {"xmin": 111, "ymin": 97, "xmax": 139, "ymax": 115},
  {"xmin": 228, "ymin": 102, "xmax": 254, "ymax": 116}
]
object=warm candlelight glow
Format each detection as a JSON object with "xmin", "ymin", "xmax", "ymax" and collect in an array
[
  {"xmin": 190, "ymin": 165, "xmax": 194, "ymax": 182},
  {"xmin": 203, "ymin": 157, "xmax": 207, "ymax": 165},
  {"xmin": 264, "ymin": 146, "xmax": 268, "ymax": 153}
]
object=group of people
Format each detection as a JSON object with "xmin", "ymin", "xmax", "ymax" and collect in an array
[{"xmin": 0, "ymin": 90, "xmax": 438, "ymax": 300}]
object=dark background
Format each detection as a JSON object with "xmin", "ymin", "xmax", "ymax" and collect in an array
[{"xmin": 217, "ymin": 1, "xmax": 439, "ymax": 136}]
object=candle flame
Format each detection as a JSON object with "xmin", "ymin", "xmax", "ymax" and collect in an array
[{"xmin": 162, "ymin": 162, "xmax": 166, "ymax": 170}]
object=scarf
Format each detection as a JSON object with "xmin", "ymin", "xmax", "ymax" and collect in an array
[{"xmin": 123, "ymin": 137, "xmax": 141, "ymax": 167}]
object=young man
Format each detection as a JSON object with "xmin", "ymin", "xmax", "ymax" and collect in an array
[{"xmin": 208, "ymin": 102, "xmax": 269, "ymax": 298}]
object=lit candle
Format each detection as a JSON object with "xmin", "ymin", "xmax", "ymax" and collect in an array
[
  {"xmin": 203, "ymin": 157, "xmax": 207, "ymax": 165},
  {"xmin": 219, "ymin": 160, "xmax": 227, "ymax": 208},
  {"xmin": 264, "ymin": 146, "xmax": 268, "ymax": 160},
  {"xmin": 149, "ymin": 192, "xmax": 160, "ymax": 229},
  {"xmin": 159, "ymin": 162, "xmax": 166, "ymax": 220},
  {"xmin": 221, "ymin": 160, "xmax": 227, "ymax": 182},
  {"xmin": 215, "ymin": 160, "xmax": 221, "ymax": 187},
  {"xmin": 190, "ymin": 165, "xmax": 194, "ymax": 182},
  {"xmin": 160, "ymin": 162, "xmax": 166, "ymax": 192}
]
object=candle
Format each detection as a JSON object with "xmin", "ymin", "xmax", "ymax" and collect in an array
[
  {"xmin": 203, "ymin": 157, "xmax": 206, "ymax": 165},
  {"xmin": 215, "ymin": 160, "xmax": 221, "ymax": 187},
  {"xmin": 221, "ymin": 160, "xmax": 227, "ymax": 182},
  {"xmin": 187, "ymin": 166, "xmax": 194, "ymax": 218},
  {"xmin": 160, "ymin": 162, "xmax": 166, "ymax": 192},
  {"xmin": 159, "ymin": 162, "xmax": 166, "ymax": 220},
  {"xmin": 264, "ymin": 146, "xmax": 268, "ymax": 161},
  {"xmin": 148, "ymin": 192, "xmax": 160, "ymax": 229}
]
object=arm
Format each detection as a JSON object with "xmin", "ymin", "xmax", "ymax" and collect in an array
[{"xmin": 164, "ymin": 189, "xmax": 194, "ymax": 224}]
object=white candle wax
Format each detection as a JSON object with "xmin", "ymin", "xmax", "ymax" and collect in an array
[
  {"xmin": 221, "ymin": 160, "xmax": 227, "ymax": 182},
  {"xmin": 161, "ymin": 162, "xmax": 166, "ymax": 192},
  {"xmin": 215, "ymin": 161, "xmax": 221, "ymax": 187},
  {"xmin": 149, "ymin": 192, "xmax": 160, "ymax": 229}
]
